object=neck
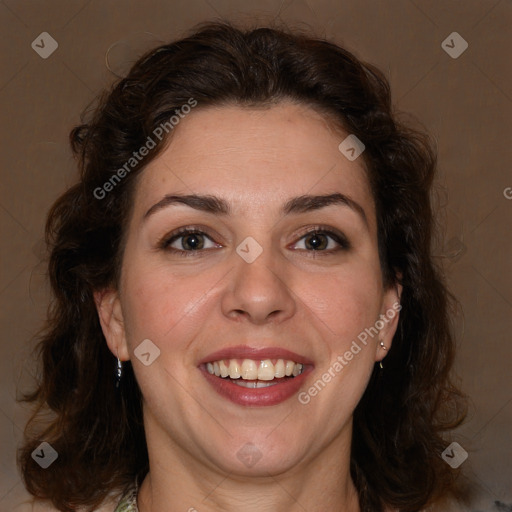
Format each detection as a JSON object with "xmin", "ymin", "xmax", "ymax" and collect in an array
[
  {"xmin": 138, "ymin": 469, "xmax": 360, "ymax": 512},
  {"xmin": 137, "ymin": 411, "xmax": 361, "ymax": 512}
]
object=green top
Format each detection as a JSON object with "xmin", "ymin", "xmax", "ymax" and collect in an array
[{"xmin": 113, "ymin": 482, "xmax": 138, "ymax": 512}]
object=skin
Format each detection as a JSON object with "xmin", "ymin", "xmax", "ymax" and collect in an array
[{"xmin": 95, "ymin": 102, "xmax": 401, "ymax": 512}]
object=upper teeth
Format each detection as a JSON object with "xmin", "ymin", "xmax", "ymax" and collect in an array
[{"xmin": 206, "ymin": 359, "xmax": 304, "ymax": 380}]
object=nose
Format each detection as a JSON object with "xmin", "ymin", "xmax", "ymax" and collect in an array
[{"xmin": 220, "ymin": 244, "xmax": 297, "ymax": 325}]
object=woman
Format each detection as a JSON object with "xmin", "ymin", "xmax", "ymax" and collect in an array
[{"xmin": 18, "ymin": 22, "xmax": 466, "ymax": 512}]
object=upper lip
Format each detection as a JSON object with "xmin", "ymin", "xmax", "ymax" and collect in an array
[{"xmin": 198, "ymin": 345, "xmax": 314, "ymax": 366}]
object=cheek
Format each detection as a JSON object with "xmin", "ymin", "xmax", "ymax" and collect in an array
[
  {"xmin": 293, "ymin": 265, "xmax": 382, "ymax": 425},
  {"xmin": 295, "ymin": 261, "xmax": 382, "ymax": 348},
  {"xmin": 120, "ymin": 258, "xmax": 223, "ymax": 353}
]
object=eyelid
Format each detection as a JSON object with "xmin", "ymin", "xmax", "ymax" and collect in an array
[
  {"xmin": 290, "ymin": 224, "xmax": 350, "ymax": 251},
  {"xmin": 157, "ymin": 226, "xmax": 223, "ymax": 252},
  {"xmin": 158, "ymin": 224, "xmax": 350, "ymax": 255}
]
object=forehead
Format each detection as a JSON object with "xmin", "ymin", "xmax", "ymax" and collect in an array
[{"xmin": 132, "ymin": 102, "xmax": 374, "ymax": 225}]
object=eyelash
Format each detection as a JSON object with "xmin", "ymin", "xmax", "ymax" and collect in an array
[{"xmin": 158, "ymin": 225, "xmax": 350, "ymax": 257}]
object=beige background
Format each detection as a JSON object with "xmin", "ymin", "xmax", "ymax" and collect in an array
[{"xmin": 1, "ymin": 1, "xmax": 511, "ymax": 511}]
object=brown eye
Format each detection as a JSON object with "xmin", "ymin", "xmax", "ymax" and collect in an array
[
  {"xmin": 160, "ymin": 228, "xmax": 220, "ymax": 255},
  {"xmin": 179, "ymin": 232, "xmax": 205, "ymax": 250},
  {"xmin": 304, "ymin": 233, "xmax": 329, "ymax": 250},
  {"xmin": 293, "ymin": 229, "xmax": 349, "ymax": 252}
]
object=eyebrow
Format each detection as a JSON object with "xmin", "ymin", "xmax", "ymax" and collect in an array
[{"xmin": 143, "ymin": 192, "xmax": 368, "ymax": 227}]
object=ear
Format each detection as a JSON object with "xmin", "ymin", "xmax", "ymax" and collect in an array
[
  {"xmin": 93, "ymin": 288, "xmax": 130, "ymax": 361},
  {"xmin": 375, "ymin": 282, "xmax": 402, "ymax": 363}
]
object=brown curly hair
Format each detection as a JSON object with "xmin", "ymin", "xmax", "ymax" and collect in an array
[{"xmin": 18, "ymin": 21, "xmax": 466, "ymax": 512}]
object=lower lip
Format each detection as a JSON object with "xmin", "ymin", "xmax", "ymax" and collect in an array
[{"xmin": 201, "ymin": 368, "xmax": 311, "ymax": 406}]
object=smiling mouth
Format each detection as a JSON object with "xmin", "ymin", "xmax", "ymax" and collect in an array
[{"xmin": 205, "ymin": 358, "xmax": 304, "ymax": 388}]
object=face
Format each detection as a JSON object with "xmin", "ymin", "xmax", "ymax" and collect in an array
[{"xmin": 96, "ymin": 102, "xmax": 400, "ymax": 478}]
